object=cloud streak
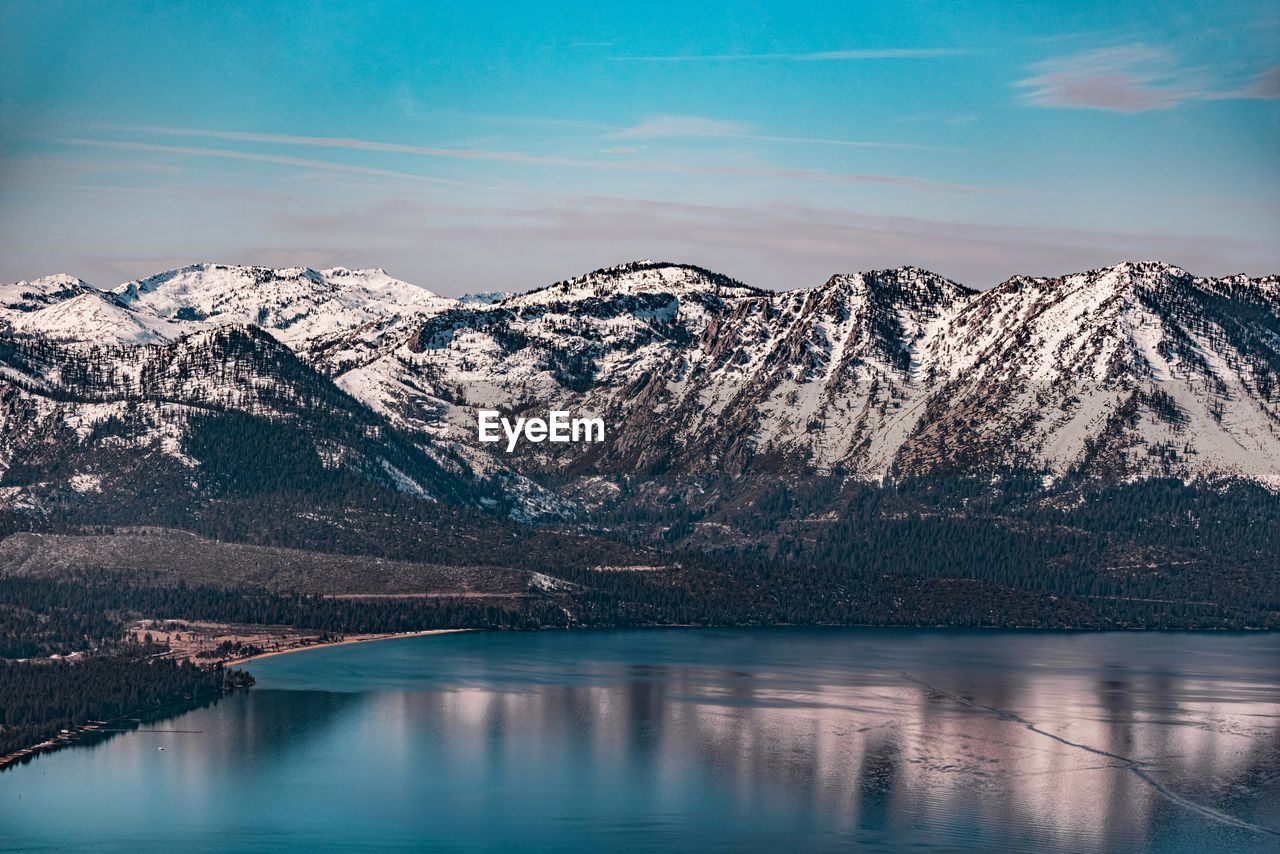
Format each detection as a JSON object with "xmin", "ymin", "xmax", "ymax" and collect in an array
[
  {"xmin": 82, "ymin": 125, "xmax": 988, "ymax": 194},
  {"xmin": 1017, "ymin": 45, "xmax": 1280, "ymax": 112},
  {"xmin": 613, "ymin": 116, "xmax": 754, "ymax": 139},
  {"xmin": 265, "ymin": 194, "xmax": 1280, "ymax": 294},
  {"xmin": 96, "ymin": 126, "xmax": 573, "ymax": 166},
  {"xmin": 342, "ymin": 109, "xmax": 939, "ymax": 151},
  {"xmin": 616, "ymin": 48, "xmax": 972, "ymax": 62},
  {"xmin": 61, "ymin": 138, "xmax": 469, "ymax": 185},
  {"xmin": 1242, "ymin": 64, "xmax": 1280, "ymax": 100},
  {"xmin": 610, "ymin": 114, "xmax": 939, "ymax": 150}
]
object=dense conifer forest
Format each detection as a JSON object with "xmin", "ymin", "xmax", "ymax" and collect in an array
[
  {"xmin": 1, "ymin": 473, "xmax": 1277, "ymax": 638},
  {"xmin": 0, "ymin": 657, "xmax": 231, "ymax": 758},
  {"xmin": 1, "ymin": 469, "xmax": 1276, "ymax": 766}
]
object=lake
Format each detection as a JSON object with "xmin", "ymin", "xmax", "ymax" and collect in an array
[{"xmin": 2, "ymin": 629, "xmax": 1278, "ymax": 852}]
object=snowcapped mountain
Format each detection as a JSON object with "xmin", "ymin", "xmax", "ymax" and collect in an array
[
  {"xmin": 458, "ymin": 291, "xmax": 515, "ymax": 306},
  {"xmin": 896, "ymin": 262, "xmax": 1280, "ymax": 484},
  {"xmin": 110, "ymin": 264, "xmax": 452, "ymax": 339},
  {"xmin": 1, "ymin": 275, "xmax": 174, "ymax": 345},
  {"xmin": 4, "ymin": 290, "xmax": 178, "ymax": 345},
  {"xmin": 330, "ymin": 260, "xmax": 1278, "ymax": 490},
  {"xmin": 1, "ymin": 274, "xmax": 95, "ymax": 311},
  {"xmin": 1, "ymin": 259, "xmax": 1277, "ymax": 528},
  {"xmin": 0, "ymin": 325, "xmax": 482, "ymax": 514},
  {"xmin": 3, "ymin": 264, "xmax": 455, "ymax": 352},
  {"xmin": 502, "ymin": 260, "xmax": 766, "ymax": 307}
]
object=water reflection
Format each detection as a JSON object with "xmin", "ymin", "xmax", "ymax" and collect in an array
[
  {"xmin": 2, "ymin": 630, "xmax": 1278, "ymax": 853},
  {"xmin": 368, "ymin": 665, "xmax": 1275, "ymax": 851}
]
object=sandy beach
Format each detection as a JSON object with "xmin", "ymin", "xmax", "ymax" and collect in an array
[{"xmin": 226, "ymin": 628, "xmax": 472, "ymax": 666}]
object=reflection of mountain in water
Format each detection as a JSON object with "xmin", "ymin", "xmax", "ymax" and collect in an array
[
  {"xmin": 346, "ymin": 632, "xmax": 1280, "ymax": 851},
  {"xmin": 3, "ymin": 630, "xmax": 1277, "ymax": 852}
]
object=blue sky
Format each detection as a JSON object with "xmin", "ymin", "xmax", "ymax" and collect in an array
[{"xmin": 2, "ymin": 0, "xmax": 1277, "ymax": 293}]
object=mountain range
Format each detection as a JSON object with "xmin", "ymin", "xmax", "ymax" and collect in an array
[
  {"xmin": 5, "ymin": 260, "xmax": 1277, "ymax": 506},
  {"xmin": 1, "ymin": 258, "xmax": 1277, "ymax": 627}
]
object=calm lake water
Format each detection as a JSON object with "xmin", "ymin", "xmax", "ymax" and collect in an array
[{"xmin": 2, "ymin": 629, "xmax": 1278, "ymax": 852}]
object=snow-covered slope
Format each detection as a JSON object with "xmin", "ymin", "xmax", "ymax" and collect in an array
[
  {"xmin": 1, "ymin": 274, "xmax": 96, "ymax": 312},
  {"xmin": 896, "ymin": 262, "xmax": 1280, "ymax": 484},
  {"xmin": 2, "ymin": 259, "xmax": 1277, "ymax": 524},
  {"xmin": 333, "ymin": 262, "xmax": 771, "ymax": 476},
  {"xmin": 5, "ymin": 291, "xmax": 179, "ymax": 344},
  {"xmin": 0, "ymin": 325, "xmax": 483, "ymax": 514},
  {"xmin": 2, "ymin": 265, "xmax": 455, "ymax": 352},
  {"xmin": 458, "ymin": 291, "xmax": 514, "ymax": 306},
  {"xmin": 332, "ymin": 260, "xmax": 1277, "ymax": 488},
  {"xmin": 1, "ymin": 275, "xmax": 171, "ymax": 344},
  {"xmin": 690, "ymin": 266, "xmax": 974, "ymax": 475},
  {"xmin": 503, "ymin": 260, "xmax": 765, "ymax": 307},
  {"xmin": 111, "ymin": 263, "xmax": 455, "ymax": 347}
]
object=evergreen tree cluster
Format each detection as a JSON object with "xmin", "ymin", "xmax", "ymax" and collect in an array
[
  {"xmin": 0, "ymin": 657, "xmax": 227, "ymax": 757},
  {"xmin": 0, "ymin": 573, "xmax": 567, "ymax": 660}
]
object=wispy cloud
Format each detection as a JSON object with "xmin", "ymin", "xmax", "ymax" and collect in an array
[
  {"xmin": 677, "ymin": 164, "xmax": 983, "ymax": 193},
  {"xmin": 1243, "ymin": 64, "xmax": 1280, "ymax": 100},
  {"xmin": 61, "ymin": 138, "xmax": 469, "ymax": 185},
  {"xmin": 419, "ymin": 110, "xmax": 937, "ymax": 150},
  {"xmin": 266, "ymin": 195, "xmax": 1279, "ymax": 294},
  {"xmin": 616, "ymin": 48, "xmax": 971, "ymax": 62},
  {"xmin": 93, "ymin": 126, "xmax": 573, "ymax": 166},
  {"xmin": 1016, "ymin": 45, "xmax": 1280, "ymax": 112},
  {"xmin": 443, "ymin": 112, "xmax": 617, "ymax": 132},
  {"xmin": 613, "ymin": 116, "xmax": 754, "ymax": 139},
  {"xmin": 610, "ymin": 114, "xmax": 939, "ymax": 150},
  {"xmin": 81, "ymin": 125, "xmax": 985, "ymax": 193}
]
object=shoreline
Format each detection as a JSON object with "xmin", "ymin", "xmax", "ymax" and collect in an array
[
  {"xmin": 5, "ymin": 625, "xmax": 1271, "ymax": 774},
  {"xmin": 225, "ymin": 628, "xmax": 472, "ymax": 666},
  {"xmin": 0, "ymin": 689, "xmax": 226, "ymax": 773},
  {"xmin": 0, "ymin": 629, "xmax": 469, "ymax": 773}
]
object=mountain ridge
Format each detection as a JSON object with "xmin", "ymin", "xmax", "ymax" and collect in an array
[{"xmin": 2, "ymin": 258, "xmax": 1277, "ymax": 535}]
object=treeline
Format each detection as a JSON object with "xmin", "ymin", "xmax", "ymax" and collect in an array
[
  {"xmin": 0, "ymin": 573, "xmax": 567, "ymax": 659},
  {"xmin": 1, "ymin": 473, "xmax": 1276, "ymax": 636},
  {"xmin": 0, "ymin": 657, "xmax": 227, "ymax": 757},
  {"xmin": 561, "ymin": 554, "xmax": 1269, "ymax": 630},
  {"xmin": 106, "ymin": 581, "xmax": 565, "ymax": 632},
  {"xmin": 3, "ymin": 478, "xmax": 652, "ymax": 574},
  {"xmin": 0, "ymin": 588, "xmax": 120, "ymax": 659},
  {"xmin": 578, "ymin": 474, "xmax": 1279, "ymax": 629}
]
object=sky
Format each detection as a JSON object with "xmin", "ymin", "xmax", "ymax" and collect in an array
[{"xmin": 1, "ymin": 0, "xmax": 1278, "ymax": 295}]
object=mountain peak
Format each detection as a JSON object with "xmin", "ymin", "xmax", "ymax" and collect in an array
[
  {"xmin": 32, "ymin": 273, "xmax": 91, "ymax": 289},
  {"xmin": 1080, "ymin": 261, "xmax": 1193, "ymax": 289},
  {"xmin": 504, "ymin": 260, "xmax": 765, "ymax": 307},
  {"xmin": 815, "ymin": 267, "xmax": 975, "ymax": 312},
  {"xmin": 1104, "ymin": 260, "xmax": 1188, "ymax": 276},
  {"xmin": 990, "ymin": 261, "xmax": 1201, "ymax": 300},
  {"xmin": 109, "ymin": 263, "xmax": 446, "ymax": 331},
  {"xmin": 0, "ymin": 273, "xmax": 96, "ymax": 314},
  {"xmin": 824, "ymin": 265, "xmax": 968, "ymax": 287},
  {"xmin": 323, "ymin": 266, "xmax": 390, "ymax": 278},
  {"xmin": 2, "ymin": 290, "xmax": 174, "ymax": 344}
]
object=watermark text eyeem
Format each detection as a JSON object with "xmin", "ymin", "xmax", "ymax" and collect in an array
[{"xmin": 477, "ymin": 410, "xmax": 604, "ymax": 452}]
